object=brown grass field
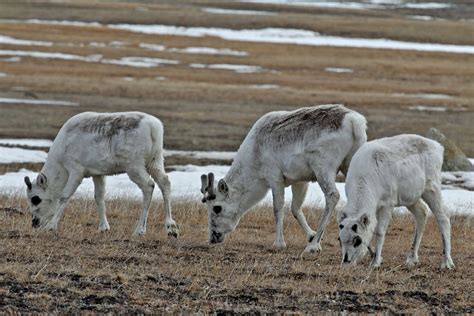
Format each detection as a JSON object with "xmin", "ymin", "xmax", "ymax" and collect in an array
[
  {"xmin": 1, "ymin": 195, "xmax": 473, "ymax": 313},
  {"xmin": 0, "ymin": 0, "xmax": 473, "ymax": 313}
]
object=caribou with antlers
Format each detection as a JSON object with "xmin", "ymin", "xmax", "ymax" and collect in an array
[{"xmin": 201, "ymin": 104, "xmax": 367, "ymax": 252}]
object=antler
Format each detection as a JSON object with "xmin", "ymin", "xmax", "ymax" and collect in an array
[
  {"xmin": 24, "ymin": 176, "xmax": 32, "ymax": 190},
  {"xmin": 201, "ymin": 174, "xmax": 208, "ymax": 195},
  {"xmin": 200, "ymin": 173, "xmax": 216, "ymax": 203}
]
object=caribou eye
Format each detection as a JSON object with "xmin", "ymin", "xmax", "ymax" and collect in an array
[
  {"xmin": 213, "ymin": 205, "xmax": 222, "ymax": 214},
  {"xmin": 352, "ymin": 224, "xmax": 358, "ymax": 233},
  {"xmin": 31, "ymin": 196, "xmax": 42, "ymax": 206},
  {"xmin": 339, "ymin": 224, "xmax": 344, "ymax": 229},
  {"xmin": 353, "ymin": 236, "xmax": 362, "ymax": 248}
]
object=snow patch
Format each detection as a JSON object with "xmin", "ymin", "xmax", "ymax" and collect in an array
[
  {"xmin": 241, "ymin": 0, "xmax": 379, "ymax": 10},
  {"xmin": 109, "ymin": 41, "xmax": 127, "ymax": 47},
  {"xmin": 0, "ymin": 56, "xmax": 21, "ymax": 62},
  {"xmin": 0, "ymin": 97, "xmax": 79, "ymax": 107},
  {"xmin": 165, "ymin": 150, "xmax": 235, "ymax": 161},
  {"xmin": 408, "ymin": 105, "xmax": 447, "ymax": 112},
  {"xmin": 203, "ymin": 7, "xmax": 275, "ymax": 15},
  {"xmin": 7, "ymin": 20, "xmax": 472, "ymax": 55},
  {"xmin": 0, "ymin": 147, "xmax": 47, "ymax": 163},
  {"xmin": 0, "ymin": 49, "xmax": 102, "ymax": 62},
  {"xmin": 0, "ymin": 49, "xmax": 178, "ymax": 68},
  {"xmin": 0, "ymin": 72, "xmax": 6, "ymax": 77},
  {"xmin": 325, "ymin": 67, "xmax": 353, "ymax": 73},
  {"xmin": 88, "ymin": 42, "xmax": 107, "ymax": 47},
  {"xmin": 249, "ymin": 84, "xmax": 280, "ymax": 89},
  {"xmin": 190, "ymin": 63, "xmax": 264, "ymax": 73},
  {"xmin": 410, "ymin": 15, "xmax": 434, "ymax": 21},
  {"xmin": 0, "ymin": 139, "xmax": 53, "ymax": 148},
  {"xmin": 241, "ymin": 0, "xmax": 451, "ymax": 10},
  {"xmin": 0, "ymin": 34, "xmax": 52, "ymax": 46},
  {"xmin": 24, "ymin": 19, "xmax": 102, "ymax": 27},
  {"xmin": 0, "ymin": 165, "xmax": 472, "ymax": 215},
  {"xmin": 443, "ymin": 172, "xmax": 474, "ymax": 191},
  {"xmin": 168, "ymin": 46, "xmax": 248, "ymax": 56},
  {"xmin": 109, "ymin": 24, "xmax": 474, "ymax": 55},
  {"xmin": 403, "ymin": 3, "xmax": 451, "ymax": 9},
  {"xmin": 393, "ymin": 93, "xmax": 452, "ymax": 99},
  {"xmin": 139, "ymin": 43, "xmax": 166, "ymax": 51},
  {"xmin": 101, "ymin": 56, "xmax": 179, "ymax": 68}
]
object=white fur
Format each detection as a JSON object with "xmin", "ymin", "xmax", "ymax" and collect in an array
[
  {"xmin": 203, "ymin": 104, "xmax": 367, "ymax": 252},
  {"xmin": 24, "ymin": 111, "xmax": 178, "ymax": 237},
  {"xmin": 338, "ymin": 134, "xmax": 454, "ymax": 269}
]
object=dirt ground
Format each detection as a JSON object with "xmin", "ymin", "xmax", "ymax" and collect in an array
[
  {"xmin": 0, "ymin": 0, "xmax": 473, "ymax": 154},
  {"xmin": 1, "ymin": 196, "xmax": 473, "ymax": 313}
]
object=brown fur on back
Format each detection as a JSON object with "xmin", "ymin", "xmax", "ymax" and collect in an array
[
  {"xmin": 67, "ymin": 113, "xmax": 144, "ymax": 137},
  {"xmin": 256, "ymin": 105, "xmax": 348, "ymax": 148}
]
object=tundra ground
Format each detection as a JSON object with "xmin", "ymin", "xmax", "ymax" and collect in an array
[
  {"xmin": 1, "ymin": 0, "xmax": 473, "ymax": 313},
  {"xmin": 0, "ymin": 195, "xmax": 473, "ymax": 313}
]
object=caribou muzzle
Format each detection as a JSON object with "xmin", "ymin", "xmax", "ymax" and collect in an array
[
  {"xmin": 210, "ymin": 231, "xmax": 224, "ymax": 244},
  {"xmin": 32, "ymin": 216, "xmax": 40, "ymax": 228}
]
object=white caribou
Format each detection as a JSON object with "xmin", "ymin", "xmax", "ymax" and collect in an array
[
  {"xmin": 201, "ymin": 104, "xmax": 367, "ymax": 252},
  {"xmin": 24, "ymin": 111, "xmax": 179, "ymax": 237},
  {"xmin": 338, "ymin": 134, "xmax": 454, "ymax": 269}
]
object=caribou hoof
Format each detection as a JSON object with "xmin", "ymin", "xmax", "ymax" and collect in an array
[
  {"xmin": 405, "ymin": 255, "xmax": 419, "ymax": 267},
  {"xmin": 132, "ymin": 227, "xmax": 146, "ymax": 237},
  {"xmin": 304, "ymin": 242, "xmax": 322, "ymax": 254},
  {"xmin": 166, "ymin": 221, "xmax": 179, "ymax": 238},
  {"xmin": 43, "ymin": 221, "xmax": 58, "ymax": 231},
  {"xmin": 273, "ymin": 240, "xmax": 287, "ymax": 250},
  {"xmin": 98, "ymin": 222, "xmax": 110, "ymax": 232},
  {"xmin": 370, "ymin": 257, "xmax": 383, "ymax": 268},
  {"xmin": 441, "ymin": 258, "xmax": 455, "ymax": 270}
]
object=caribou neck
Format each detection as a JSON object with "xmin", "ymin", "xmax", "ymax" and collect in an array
[{"xmin": 225, "ymin": 159, "xmax": 268, "ymax": 215}]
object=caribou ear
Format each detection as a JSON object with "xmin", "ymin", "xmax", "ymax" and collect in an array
[
  {"xmin": 359, "ymin": 213, "xmax": 370, "ymax": 228},
  {"xmin": 24, "ymin": 176, "xmax": 32, "ymax": 190},
  {"xmin": 338, "ymin": 211, "xmax": 347, "ymax": 223},
  {"xmin": 36, "ymin": 173, "xmax": 47, "ymax": 189},
  {"xmin": 218, "ymin": 179, "xmax": 228, "ymax": 195}
]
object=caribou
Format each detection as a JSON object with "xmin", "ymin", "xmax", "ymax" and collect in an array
[
  {"xmin": 24, "ymin": 111, "xmax": 179, "ymax": 237},
  {"xmin": 338, "ymin": 134, "xmax": 454, "ymax": 269},
  {"xmin": 201, "ymin": 104, "xmax": 367, "ymax": 252}
]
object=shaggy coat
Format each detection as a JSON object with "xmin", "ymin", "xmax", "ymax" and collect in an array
[
  {"xmin": 202, "ymin": 104, "xmax": 367, "ymax": 252},
  {"xmin": 338, "ymin": 134, "xmax": 454, "ymax": 269},
  {"xmin": 24, "ymin": 111, "xmax": 178, "ymax": 237}
]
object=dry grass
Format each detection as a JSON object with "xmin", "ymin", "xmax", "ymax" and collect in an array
[
  {"xmin": 0, "ymin": 1, "xmax": 473, "ymax": 313},
  {"xmin": 1, "ymin": 194, "xmax": 473, "ymax": 313}
]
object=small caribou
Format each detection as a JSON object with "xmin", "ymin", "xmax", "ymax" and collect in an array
[
  {"xmin": 201, "ymin": 104, "xmax": 367, "ymax": 252},
  {"xmin": 24, "ymin": 111, "xmax": 179, "ymax": 237},
  {"xmin": 338, "ymin": 134, "xmax": 454, "ymax": 269}
]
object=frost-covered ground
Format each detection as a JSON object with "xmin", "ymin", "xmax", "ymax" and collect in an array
[{"xmin": 0, "ymin": 141, "xmax": 472, "ymax": 216}]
